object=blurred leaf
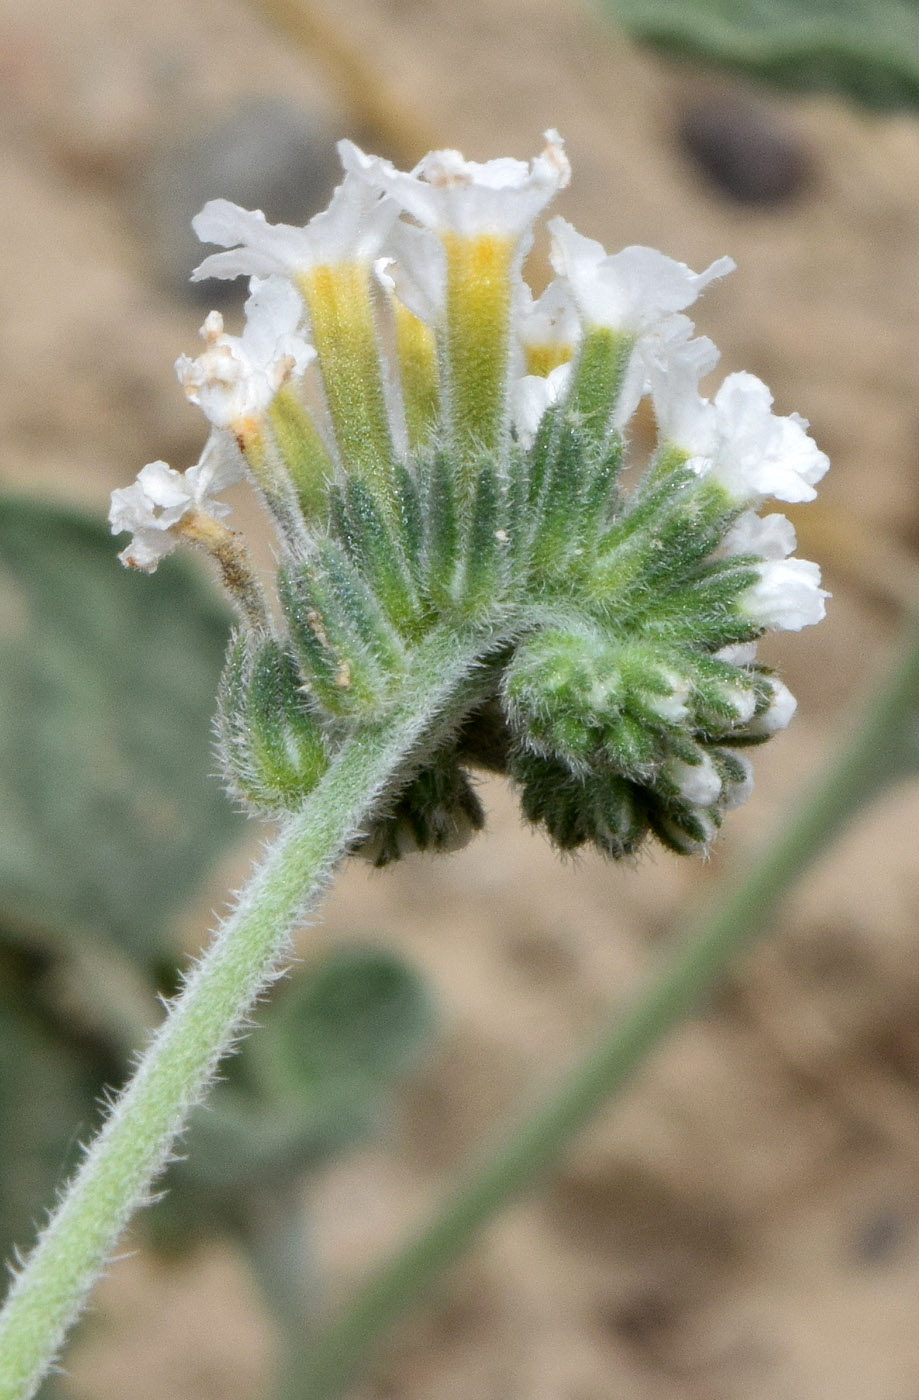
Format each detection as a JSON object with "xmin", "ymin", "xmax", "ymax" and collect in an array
[
  {"xmin": 0, "ymin": 495, "xmax": 243, "ymax": 972},
  {"xmin": 150, "ymin": 946, "xmax": 434, "ymax": 1244},
  {"xmin": 264, "ymin": 943, "xmax": 434, "ymax": 1091},
  {"xmin": 0, "ymin": 943, "xmax": 121, "ymax": 1267},
  {"xmin": 603, "ymin": 0, "xmax": 919, "ymax": 109}
]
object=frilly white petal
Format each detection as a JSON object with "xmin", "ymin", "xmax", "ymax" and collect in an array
[
  {"xmin": 177, "ymin": 278, "xmax": 315, "ymax": 428},
  {"xmin": 184, "ymin": 431, "xmax": 246, "ymax": 500},
  {"xmin": 516, "ymin": 279, "xmax": 581, "ymax": 351},
  {"xmin": 709, "ymin": 373, "xmax": 829, "ymax": 504},
  {"xmin": 722, "ymin": 510, "xmax": 797, "ymax": 560},
  {"xmin": 191, "ymin": 167, "xmax": 399, "ymax": 283},
  {"xmin": 662, "ymin": 370, "xmax": 829, "ymax": 507},
  {"xmin": 376, "ymin": 221, "xmax": 446, "ymax": 323},
  {"xmin": 191, "ymin": 200, "xmax": 316, "ymax": 281},
  {"xmin": 109, "ymin": 436, "xmax": 243, "ymax": 572},
  {"xmin": 353, "ymin": 130, "xmax": 570, "ymax": 237},
  {"xmin": 622, "ymin": 314, "xmax": 719, "ymax": 431},
  {"xmin": 743, "ymin": 557, "xmax": 829, "ymax": 631},
  {"xmin": 549, "ymin": 219, "xmax": 734, "ymax": 333},
  {"xmin": 511, "ymin": 361, "xmax": 573, "ymax": 448},
  {"xmin": 308, "ymin": 155, "xmax": 400, "ymax": 263}
]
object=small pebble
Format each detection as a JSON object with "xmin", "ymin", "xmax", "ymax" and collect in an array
[
  {"xmin": 678, "ymin": 95, "xmax": 813, "ymax": 205},
  {"xmin": 850, "ymin": 1205, "xmax": 908, "ymax": 1265}
]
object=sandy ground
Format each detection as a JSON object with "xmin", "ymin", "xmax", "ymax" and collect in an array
[{"xmin": 4, "ymin": 0, "xmax": 919, "ymax": 1395}]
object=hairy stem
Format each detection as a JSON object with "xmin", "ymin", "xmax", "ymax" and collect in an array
[
  {"xmin": 286, "ymin": 616, "xmax": 919, "ymax": 1400},
  {"xmin": 0, "ymin": 626, "xmax": 488, "ymax": 1400}
]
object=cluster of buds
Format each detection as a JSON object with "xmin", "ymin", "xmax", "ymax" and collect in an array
[{"xmin": 111, "ymin": 131, "xmax": 828, "ymax": 862}]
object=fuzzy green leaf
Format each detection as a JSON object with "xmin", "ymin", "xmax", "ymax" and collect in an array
[
  {"xmin": 0, "ymin": 496, "xmax": 242, "ymax": 970},
  {"xmin": 602, "ymin": 0, "xmax": 919, "ymax": 109}
]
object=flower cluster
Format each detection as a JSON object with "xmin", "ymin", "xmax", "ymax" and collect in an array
[{"xmin": 111, "ymin": 131, "xmax": 827, "ymax": 861}]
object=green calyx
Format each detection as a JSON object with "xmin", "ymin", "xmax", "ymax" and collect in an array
[{"xmin": 215, "ymin": 380, "xmax": 789, "ymax": 861}]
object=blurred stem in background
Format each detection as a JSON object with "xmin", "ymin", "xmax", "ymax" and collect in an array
[{"xmin": 280, "ymin": 612, "xmax": 919, "ymax": 1400}]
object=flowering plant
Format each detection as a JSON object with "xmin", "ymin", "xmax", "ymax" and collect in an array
[
  {"xmin": 112, "ymin": 130, "xmax": 825, "ymax": 861},
  {"xmin": 0, "ymin": 131, "xmax": 835, "ymax": 1399}
]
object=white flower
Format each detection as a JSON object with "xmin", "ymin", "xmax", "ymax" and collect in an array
[
  {"xmin": 722, "ymin": 510, "xmax": 797, "ymax": 560},
  {"xmin": 191, "ymin": 162, "xmax": 399, "ymax": 283},
  {"xmin": 548, "ymin": 219, "xmax": 734, "ymax": 334},
  {"xmin": 715, "ymin": 641, "xmax": 759, "ymax": 666},
  {"xmin": 176, "ymin": 278, "xmax": 315, "ymax": 429},
  {"xmin": 742, "ymin": 557, "xmax": 829, "ymax": 631},
  {"xmin": 374, "ymin": 221, "xmax": 446, "ymax": 324},
  {"xmin": 108, "ymin": 434, "xmax": 243, "ymax": 571},
  {"xmin": 511, "ymin": 361, "xmax": 573, "ymax": 448},
  {"xmin": 618, "ymin": 312, "xmax": 720, "ymax": 430},
  {"xmin": 746, "ymin": 678, "xmax": 798, "ymax": 735},
  {"xmin": 721, "ymin": 753, "xmax": 754, "ymax": 810},
  {"xmin": 655, "ymin": 370, "xmax": 829, "ymax": 506},
  {"xmin": 354, "ymin": 129, "xmax": 570, "ymax": 237},
  {"xmin": 645, "ymin": 669, "xmax": 692, "ymax": 723},
  {"xmin": 515, "ymin": 280, "xmax": 581, "ymax": 359},
  {"xmin": 666, "ymin": 751, "xmax": 723, "ymax": 806}
]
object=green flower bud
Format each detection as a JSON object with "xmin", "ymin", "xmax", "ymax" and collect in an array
[
  {"xmin": 357, "ymin": 755, "xmax": 485, "ymax": 867},
  {"xmin": 217, "ymin": 633, "xmax": 329, "ymax": 813}
]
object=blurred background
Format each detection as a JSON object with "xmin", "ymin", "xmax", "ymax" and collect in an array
[{"xmin": 3, "ymin": 0, "xmax": 919, "ymax": 1396}]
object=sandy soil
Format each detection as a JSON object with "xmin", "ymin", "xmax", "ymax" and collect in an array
[{"xmin": 4, "ymin": 0, "xmax": 919, "ymax": 1395}]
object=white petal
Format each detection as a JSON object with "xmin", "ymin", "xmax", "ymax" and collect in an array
[
  {"xmin": 308, "ymin": 155, "xmax": 400, "ymax": 263},
  {"xmin": 191, "ymin": 170, "xmax": 398, "ymax": 284},
  {"xmin": 177, "ymin": 283, "xmax": 315, "ymax": 428},
  {"xmin": 511, "ymin": 361, "xmax": 572, "ymax": 447},
  {"xmin": 356, "ymin": 130, "xmax": 569, "ymax": 237},
  {"xmin": 722, "ymin": 511, "xmax": 797, "ymax": 560},
  {"xmin": 550, "ymin": 220, "xmax": 734, "ymax": 333},
  {"xmin": 117, "ymin": 530, "xmax": 178, "ymax": 573},
  {"xmin": 743, "ymin": 557, "xmax": 829, "ymax": 631},
  {"xmin": 378, "ymin": 221, "xmax": 446, "ymax": 323},
  {"xmin": 746, "ymin": 679, "xmax": 798, "ymax": 735},
  {"xmin": 135, "ymin": 460, "xmax": 191, "ymax": 512},
  {"xmin": 721, "ymin": 753, "xmax": 754, "ymax": 810},
  {"xmin": 242, "ymin": 276, "xmax": 304, "ymax": 356},
  {"xmin": 184, "ymin": 431, "xmax": 246, "ymax": 502},
  {"xmin": 710, "ymin": 372, "xmax": 829, "ymax": 504},
  {"xmin": 516, "ymin": 279, "xmax": 581, "ymax": 351},
  {"xmin": 648, "ymin": 322, "xmax": 721, "ymax": 446},
  {"xmin": 108, "ymin": 479, "xmax": 156, "ymax": 535},
  {"xmin": 715, "ymin": 641, "xmax": 759, "ymax": 666},
  {"xmin": 667, "ymin": 752, "xmax": 723, "ymax": 806},
  {"xmin": 191, "ymin": 200, "xmax": 315, "ymax": 281},
  {"xmin": 110, "ymin": 440, "xmax": 241, "ymax": 573}
]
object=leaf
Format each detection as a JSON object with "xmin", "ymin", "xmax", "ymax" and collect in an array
[
  {"xmin": 263, "ymin": 944, "xmax": 434, "ymax": 1090},
  {"xmin": 0, "ymin": 495, "xmax": 243, "ymax": 973},
  {"xmin": 0, "ymin": 942, "xmax": 121, "ymax": 1269},
  {"xmin": 602, "ymin": 0, "xmax": 919, "ymax": 109},
  {"xmin": 187, "ymin": 945, "xmax": 433, "ymax": 1190},
  {"xmin": 146, "ymin": 945, "xmax": 435, "ymax": 1245}
]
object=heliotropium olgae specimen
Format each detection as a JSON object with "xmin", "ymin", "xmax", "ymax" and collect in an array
[{"xmin": 112, "ymin": 130, "xmax": 828, "ymax": 862}]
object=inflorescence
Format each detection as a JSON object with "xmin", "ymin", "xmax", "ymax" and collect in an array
[{"xmin": 111, "ymin": 131, "xmax": 828, "ymax": 863}]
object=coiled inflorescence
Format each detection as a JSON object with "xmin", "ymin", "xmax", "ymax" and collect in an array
[{"xmin": 111, "ymin": 131, "xmax": 827, "ymax": 863}]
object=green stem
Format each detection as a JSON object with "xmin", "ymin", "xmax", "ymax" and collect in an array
[
  {"xmin": 0, "ymin": 627, "xmax": 487, "ymax": 1400},
  {"xmin": 287, "ymin": 616, "xmax": 919, "ymax": 1400}
]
